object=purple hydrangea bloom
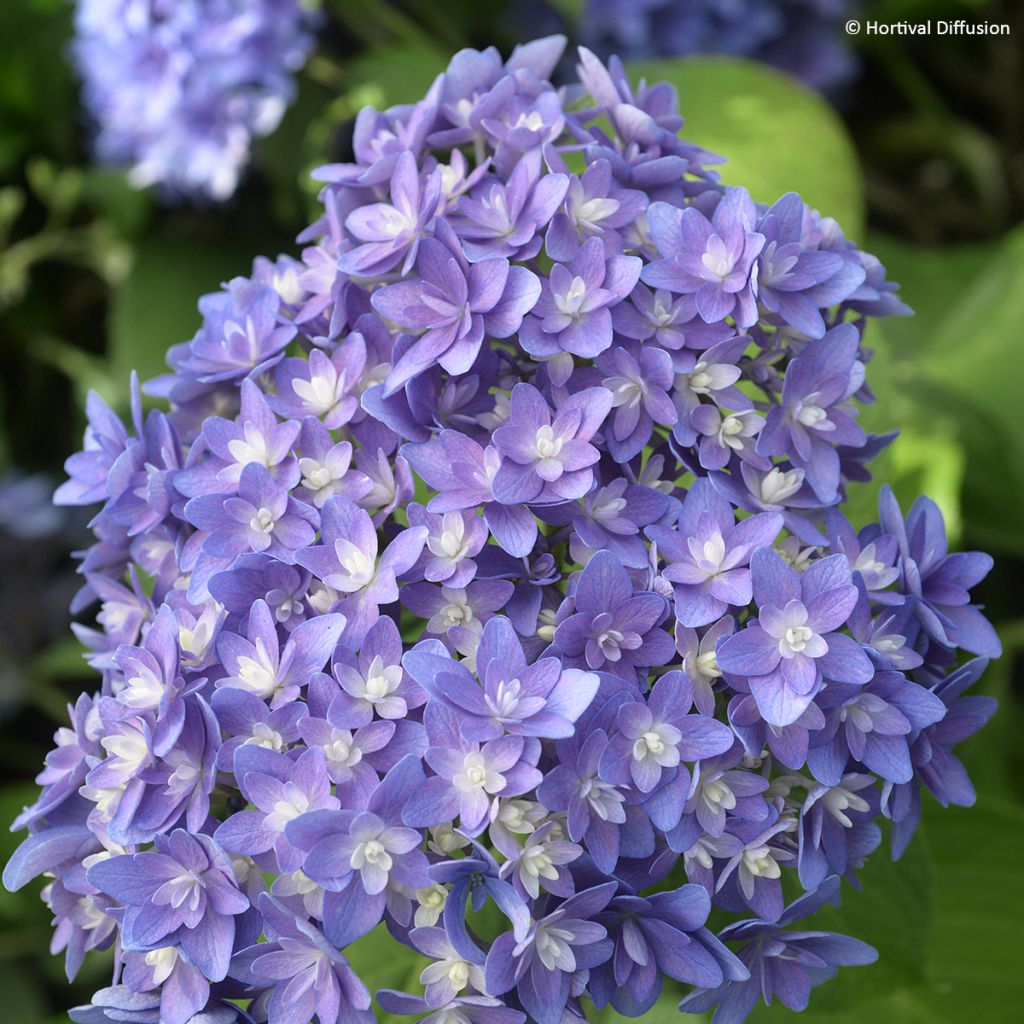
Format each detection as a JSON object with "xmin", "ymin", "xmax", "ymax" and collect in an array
[
  {"xmin": 755, "ymin": 193, "xmax": 865, "ymax": 337},
  {"xmin": 230, "ymin": 894, "xmax": 372, "ymax": 1024},
  {"xmin": 679, "ymin": 877, "xmax": 878, "ymax": 1022},
  {"xmin": 453, "ymin": 150, "xmax": 569, "ymax": 261},
  {"xmin": 86, "ymin": 830, "xmax": 249, "ymax": 982},
  {"xmin": 491, "ymin": 383, "xmax": 613, "ymax": 505},
  {"xmin": 648, "ymin": 478, "xmax": 783, "ymax": 628},
  {"xmin": 590, "ymin": 885, "xmax": 748, "ymax": 1015},
  {"xmin": 717, "ymin": 549, "xmax": 873, "ymax": 726},
  {"xmin": 601, "ymin": 671, "xmax": 734, "ymax": 792},
  {"xmin": 373, "ymin": 219, "xmax": 540, "ymax": 394},
  {"xmin": 215, "ymin": 599, "xmax": 345, "ymax": 709},
  {"xmin": 484, "ymin": 883, "xmax": 616, "ymax": 1024},
  {"xmin": 8, "ymin": 38, "xmax": 997, "ymax": 1024},
  {"xmin": 295, "ymin": 497, "xmax": 427, "ymax": 645},
  {"xmin": 797, "ymin": 773, "xmax": 881, "ymax": 890},
  {"xmin": 185, "ymin": 461, "xmax": 318, "ymax": 566},
  {"xmin": 756, "ymin": 324, "xmax": 867, "ymax": 502},
  {"xmin": 403, "ymin": 615, "xmax": 599, "ymax": 740},
  {"xmin": 878, "ymin": 485, "xmax": 1001, "ymax": 659},
  {"xmin": 553, "ymin": 550, "xmax": 674, "ymax": 682},
  {"xmin": 597, "ymin": 344, "xmax": 678, "ymax": 461},
  {"xmin": 286, "ymin": 757, "xmax": 431, "ymax": 946},
  {"xmin": 643, "ymin": 188, "xmax": 765, "ymax": 328},
  {"xmin": 405, "ymin": 703, "xmax": 543, "ymax": 835},
  {"xmin": 545, "ymin": 157, "xmax": 648, "ymax": 261},
  {"xmin": 215, "ymin": 747, "xmax": 340, "ymax": 873},
  {"xmin": 339, "ymin": 151, "xmax": 443, "ymax": 277},
  {"xmin": 520, "ymin": 237, "xmax": 642, "ymax": 383}
]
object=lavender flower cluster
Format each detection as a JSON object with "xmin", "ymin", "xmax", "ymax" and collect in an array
[
  {"xmin": 72, "ymin": 0, "xmax": 315, "ymax": 199},
  {"xmin": 6, "ymin": 37, "xmax": 1001, "ymax": 1024}
]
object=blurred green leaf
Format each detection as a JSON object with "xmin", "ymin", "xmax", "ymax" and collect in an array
[
  {"xmin": 956, "ymin": 620, "xmax": 1024, "ymax": 802},
  {"xmin": 0, "ymin": 964, "xmax": 47, "ymax": 1024},
  {"xmin": 915, "ymin": 799, "xmax": 1024, "ymax": 1021},
  {"xmin": 626, "ymin": 57, "xmax": 864, "ymax": 233},
  {"xmin": 0, "ymin": 0, "xmax": 76, "ymax": 171},
  {"xmin": 859, "ymin": 229, "xmax": 1024, "ymax": 557},
  {"xmin": 748, "ymin": 799, "xmax": 1024, "ymax": 1023},
  {"xmin": 344, "ymin": 923, "xmax": 430, "ymax": 1024},
  {"xmin": 106, "ymin": 235, "xmax": 254, "ymax": 399},
  {"xmin": 594, "ymin": 990, "xmax": 708, "ymax": 1024},
  {"xmin": 345, "ymin": 41, "xmax": 448, "ymax": 108},
  {"xmin": 78, "ymin": 169, "xmax": 152, "ymax": 237}
]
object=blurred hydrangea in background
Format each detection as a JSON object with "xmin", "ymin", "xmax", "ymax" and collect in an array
[
  {"xmin": 581, "ymin": 0, "xmax": 857, "ymax": 93},
  {"xmin": 72, "ymin": 0, "xmax": 317, "ymax": 200}
]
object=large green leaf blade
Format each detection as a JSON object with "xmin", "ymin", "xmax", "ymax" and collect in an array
[{"xmin": 626, "ymin": 56, "xmax": 864, "ymax": 233}]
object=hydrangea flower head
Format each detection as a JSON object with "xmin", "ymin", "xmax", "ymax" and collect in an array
[
  {"xmin": 73, "ymin": 0, "xmax": 316, "ymax": 199},
  {"xmin": 8, "ymin": 36, "xmax": 998, "ymax": 1024}
]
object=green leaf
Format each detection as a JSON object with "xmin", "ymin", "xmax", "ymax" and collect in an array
[
  {"xmin": 592, "ymin": 989, "xmax": 708, "ymax": 1024},
  {"xmin": 795, "ymin": 832, "xmax": 933, "ymax": 1012},
  {"xmin": 954, "ymin": 620, "xmax": 1024, "ymax": 802},
  {"xmin": 343, "ymin": 923, "xmax": 430, "ymax": 1024},
  {"xmin": 626, "ymin": 57, "xmax": 864, "ymax": 233},
  {"xmin": 915, "ymin": 799, "xmax": 1024, "ymax": 1021},
  {"xmin": 856, "ymin": 229, "xmax": 1024, "ymax": 557},
  {"xmin": 748, "ymin": 798, "xmax": 1024, "ymax": 1022},
  {"xmin": 344, "ymin": 41, "xmax": 447, "ymax": 109},
  {"xmin": 106, "ymin": 235, "xmax": 255, "ymax": 401}
]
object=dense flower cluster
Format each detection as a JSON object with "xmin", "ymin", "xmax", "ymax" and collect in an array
[
  {"xmin": 72, "ymin": 0, "xmax": 316, "ymax": 199},
  {"xmin": 582, "ymin": 0, "xmax": 857, "ymax": 93},
  {"xmin": 7, "ymin": 37, "xmax": 1000, "ymax": 1024}
]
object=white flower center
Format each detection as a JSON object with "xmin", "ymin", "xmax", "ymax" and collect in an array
[
  {"xmin": 293, "ymin": 372, "xmax": 339, "ymax": 413},
  {"xmin": 300, "ymin": 458, "xmax": 335, "ymax": 492},
  {"xmin": 695, "ymin": 650, "xmax": 722, "ymax": 679},
  {"xmin": 554, "ymin": 275, "xmax": 588, "ymax": 319},
  {"xmin": 249, "ymin": 506, "xmax": 276, "ymax": 535},
  {"xmin": 575, "ymin": 196, "xmax": 619, "ymax": 228},
  {"xmin": 533, "ymin": 424, "xmax": 564, "ymax": 461},
  {"xmin": 244, "ymin": 722, "xmax": 284, "ymax": 751},
  {"xmin": 120, "ymin": 670, "xmax": 165, "ymax": 710},
  {"xmin": 485, "ymin": 678, "xmax": 522, "ymax": 720},
  {"xmin": 701, "ymin": 776, "xmax": 736, "ymax": 811},
  {"xmin": 101, "ymin": 728, "xmax": 149, "ymax": 774},
  {"xmin": 233, "ymin": 640, "xmax": 280, "ymax": 698},
  {"xmin": 352, "ymin": 839, "xmax": 391, "ymax": 871},
  {"xmin": 742, "ymin": 845, "xmax": 782, "ymax": 879},
  {"xmin": 782, "ymin": 625, "xmax": 813, "ymax": 655},
  {"xmin": 227, "ymin": 423, "xmax": 272, "ymax": 468},
  {"xmin": 453, "ymin": 751, "xmax": 504, "ymax": 794},
  {"xmin": 332, "ymin": 539, "xmax": 375, "ymax": 592},
  {"xmin": 579, "ymin": 777, "xmax": 625, "ymax": 820},
  {"xmin": 364, "ymin": 656, "xmax": 402, "ymax": 702},
  {"xmin": 145, "ymin": 946, "xmax": 179, "ymax": 985},
  {"xmin": 266, "ymin": 786, "xmax": 311, "ymax": 832},
  {"xmin": 534, "ymin": 923, "xmax": 577, "ymax": 971},
  {"xmin": 325, "ymin": 729, "xmax": 363, "ymax": 769},
  {"xmin": 701, "ymin": 235, "xmax": 733, "ymax": 280},
  {"xmin": 689, "ymin": 362, "xmax": 714, "ymax": 391},
  {"xmin": 428, "ymin": 513, "xmax": 469, "ymax": 560},
  {"xmin": 758, "ymin": 467, "xmax": 804, "ymax": 504},
  {"xmin": 822, "ymin": 784, "xmax": 871, "ymax": 828},
  {"xmin": 515, "ymin": 110, "xmax": 545, "ymax": 132}
]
